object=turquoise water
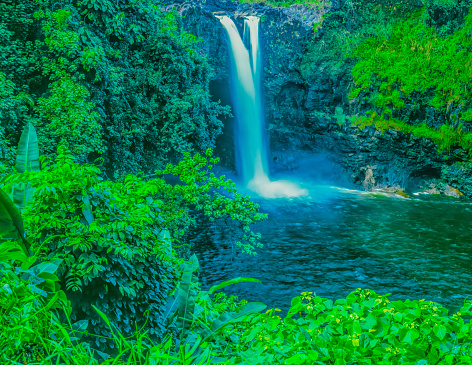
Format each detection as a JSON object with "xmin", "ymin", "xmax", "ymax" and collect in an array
[{"xmin": 190, "ymin": 184, "xmax": 472, "ymax": 316}]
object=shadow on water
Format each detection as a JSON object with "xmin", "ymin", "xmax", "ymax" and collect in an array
[{"xmin": 190, "ymin": 180, "xmax": 472, "ymax": 317}]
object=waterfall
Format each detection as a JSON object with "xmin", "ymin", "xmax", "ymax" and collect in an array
[{"xmin": 218, "ymin": 16, "xmax": 307, "ymax": 198}]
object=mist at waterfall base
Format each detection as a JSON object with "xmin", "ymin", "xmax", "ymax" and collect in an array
[{"xmin": 218, "ymin": 16, "xmax": 308, "ymax": 199}]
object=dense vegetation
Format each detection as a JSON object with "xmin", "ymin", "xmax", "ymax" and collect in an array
[
  {"xmin": 2, "ymin": 0, "xmax": 472, "ymax": 364},
  {"xmin": 302, "ymin": 0, "xmax": 472, "ymax": 155},
  {"xmin": 1, "ymin": 0, "xmax": 230, "ymax": 177},
  {"xmin": 238, "ymin": 0, "xmax": 329, "ymax": 9}
]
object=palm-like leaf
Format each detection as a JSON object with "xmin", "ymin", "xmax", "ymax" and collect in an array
[
  {"xmin": 15, "ymin": 122, "xmax": 40, "ymax": 174},
  {"xmin": 176, "ymin": 254, "xmax": 200, "ymax": 341},
  {"xmin": 0, "ymin": 188, "xmax": 31, "ymax": 255},
  {"xmin": 208, "ymin": 277, "xmax": 262, "ymax": 295},
  {"xmin": 12, "ymin": 122, "xmax": 40, "ymax": 212},
  {"xmin": 200, "ymin": 302, "xmax": 267, "ymax": 343}
]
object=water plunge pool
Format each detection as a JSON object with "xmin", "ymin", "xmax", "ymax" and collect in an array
[{"xmin": 190, "ymin": 185, "xmax": 472, "ymax": 316}]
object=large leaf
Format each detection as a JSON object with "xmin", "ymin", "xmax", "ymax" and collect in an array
[
  {"xmin": 27, "ymin": 258, "xmax": 63, "ymax": 276},
  {"xmin": 0, "ymin": 187, "xmax": 31, "ymax": 255},
  {"xmin": 160, "ymin": 229, "xmax": 172, "ymax": 258},
  {"xmin": 68, "ymin": 319, "xmax": 89, "ymax": 341},
  {"xmin": 208, "ymin": 277, "xmax": 262, "ymax": 295},
  {"xmin": 163, "ymin": 294, "xmax": 179, "ymax": 325},
  {"xmin": 12, "ymin": 182, "xmax": 36, "ymax": 212},
  {"xmin": 12, "ymin": 123, "xmax": 40, "ymax": 212},
  {"xmin": 21, "ymin": 259, "xmax": 64, "ymax": 297},
  {"xmin": 81, "ymin": 195, "xmax": 94, "ymax": 224},
  {"xmin": 176, "ymin": 254, "xmax": 200, "ymax": 341},
  {"xmin": 0, "ymin": 240, "xmax": 28, "ymax": 264},
  {"xmin": 200, "ymin": 302, "xmax": 267, "ymax": 344},
  {"xmin": 15, "ymin": 122, "xmax": 40, "ymax": 174}
]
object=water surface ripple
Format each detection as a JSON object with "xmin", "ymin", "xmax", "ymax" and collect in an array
[{"xmin": 190, "ymin": 186, "xmax": 472, "ymax": 316}]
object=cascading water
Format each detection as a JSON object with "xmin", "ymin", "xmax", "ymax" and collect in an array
[{"xmin": 218, "ymin": 15, "xmax": 308, "ymax": 198}]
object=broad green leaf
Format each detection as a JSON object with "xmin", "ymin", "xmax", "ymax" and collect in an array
[
  {"xmin": 176, "ymin": 254, "xmax": 199, "ymax": 340},
  {"xmin": 402, "ymin": 329, "xmax": 419, "ymax": 345},
  {"xmin": 82, "ymin": 195, "xmax": 94, "ymax": 224},
  {"xmin": 0, "ymin": 240, "xmax": 28, "ymax": 264},
  {"xmin": 323, "ymin": 299, "xmax": 333, "ymax": 309},
  {"xmin": 433, "ymin": 325, "xmax": 447, "ymax": 340},
  {"xmin": 92, "ymin": 305, "xmax": 111, "ymax": 326},
  {"xmin": 163, "ymin": 294, "xmax": 179, "ymax": 322},
  {"xmin": 0, "ymin": 188, "xmax": 31, "ymax": 255},
  {"xmin": 160, "ymin": 229, "xmax": 172, "ymax": 258},
  {"xmin": 208, "ymin": 277, "xmax": 262, "ymax": 295},
  {"xmin": 353, "ymin": 320, "xmax": 362, "ymax": 335},
  {"xmin": 200, "ymin": 302, "xmax": 267, "ymax": 343},
  {"xmin": 420, "ymin": 323, "xmax": 432, "ymax": 335},
  {"xmin": 12, "ymin": 182, "xmax": 36, "ymax": 212},
  {"xmin": 28, "ymin": 258, "xmax": 62, "ymax": 275},
  {"xmin": 15, "ymin": 122, "xmax": 40, "ymax": 174},
  {"xmin": 285, "ymin": 353, "xmax": 306, "ymax": 364}
]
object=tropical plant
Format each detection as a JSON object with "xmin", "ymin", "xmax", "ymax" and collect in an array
[
  {"xmin": 347, "ymin": 4, "xmax": 472, "ymax": 154},
  {"xmin": 0, "ymin": 122, "xmax": 266, "ymax": 356},
  {"xmin": 211, "ymin": 289, "xmax": 472, "ymax": 364},
  {"xmin": 162, "ymin": 253, "xmax": 267, "ymax": 362},
  {"xmin": 1, "ymin": 0, "xmax": 231, "ymax": 175}
]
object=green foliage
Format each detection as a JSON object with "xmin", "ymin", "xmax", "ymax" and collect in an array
[
  {"xmin": 0, "ymin": 0, "xmax": 230, "ymax": 176},
  {"xmin": 162, "ymin": 255, "xmax": 267, "ymax": 363},
  {"xmin": 334, "ymin": 106, "xmax": 345, "ymax": 126},
  {"xmin": 0, "ymin": 188, "xmax": 32, "ymax": 255},
  {"xmin": 352, "ymin": 110, "xmax": 472, "ymax": 153},
  {"xmin": 0, "ymin": 73, "xmax": 33, "ymax": 144},
  {"xmin": 37, "ymin": 75, "xmax": 106, "ymax": 162},
  {"xmin": 11, "ymin": 122, "xmax": 41, "ymax": 213},
  {"xmin": 2, "ymin": 141, "xmax": 182, "ymax": 351},
  {"xmin": 349, "ymin": 6, "xmax": 472, "ymax": 152},
  {"xmin": 0, "ymin": 125, "xmax": 16, "ymax": 178},
  {"xmin": 301, "ymin": 0, "xmax": 419, "ymax": 82},
  {"xmin": 0, "ymin": 126, "xmax": 265, "ymax": 354},
  {"xmin": 0, "ymin": 200, "xmax": 75, "ymax": 362},
  {"xmin": 237, "ymin": 0, "xmax": 326, "ymax": 8},
  {"xmin": 156, "ymin": 149, "xmax": 267, "ymax": 256},
  {"xmin": 210, "ymin": 289, "xmax": 472, "ymax": 364}
]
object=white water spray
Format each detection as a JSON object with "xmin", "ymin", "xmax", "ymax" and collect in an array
[{"xmin": 218, "ymin": 15, "xmax": 307, "ymax": 198}]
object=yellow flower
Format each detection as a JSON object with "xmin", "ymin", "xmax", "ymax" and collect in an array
[
  {"xmin": 352, "ymin": 339, "xmax": 359, "ymax": 347},
  {"xmin": 336, "ymin": 318, "xmax": 340, "ymax": 323},
  {"xmin": 433, "ymin": 307, "xmax": 438, "ymax": 311}
]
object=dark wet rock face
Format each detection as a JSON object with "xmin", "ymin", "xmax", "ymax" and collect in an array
[{"xmin": 163, "ymin": 0, "xmax": 472, "ymax": 197}]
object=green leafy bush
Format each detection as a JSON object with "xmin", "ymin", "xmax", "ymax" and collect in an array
[
  {"xmin": 1, "ymin": 0, "xmax": 230, "ymax": 176},
  {"xmin": 0, "ymin": 123, "xmax": 266, "ymax": 355},
  {"xmin": 210, "ymin": 289, "xmax": 472, "ymax": 364},
  {"xmin": 348, "ymin": 4, "xmax": 472, "ymax": 153}
]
